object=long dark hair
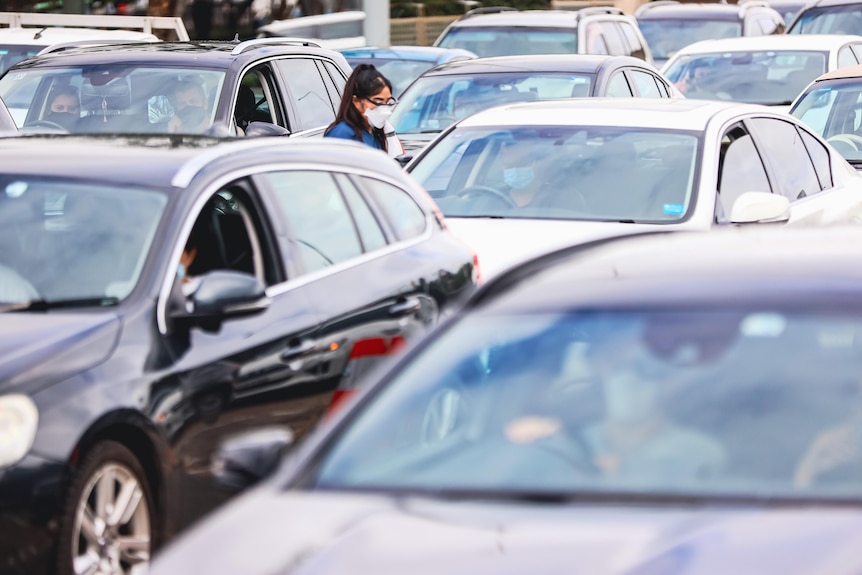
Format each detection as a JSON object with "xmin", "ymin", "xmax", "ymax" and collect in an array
[{"xmin": 326, "ymin": 63, "xmax": 392, "ymax": 151}]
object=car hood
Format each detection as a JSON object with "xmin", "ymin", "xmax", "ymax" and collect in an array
[
  {"xmin": 445, "ymin": 218, "xmax": 662, "ymax": 278},
  {"xmin": 152, "ymin": 489, "xmax": 862, "ymax": 575},
  {"xmin": 0, "ymin": 312, "xmax": 120, "ymax": 393}
]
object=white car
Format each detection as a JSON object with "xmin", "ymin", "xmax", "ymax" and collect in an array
[
  {"xmin": 662, "ymin": 34, "xmax": 862, "ymax": 108},
  {"xmin": 0, "ymin": 12, "xmax": 189, "ymax": 77},
  {"xmin": 407, "ymin": 98, "xmax": 862, "ymax": 277}
]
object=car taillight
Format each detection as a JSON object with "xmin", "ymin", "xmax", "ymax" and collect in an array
[{"xmin": 472, "ymin": 252, "xmax": 482, "ymax": 285}]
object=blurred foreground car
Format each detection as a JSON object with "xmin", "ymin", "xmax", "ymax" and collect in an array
[
  {"xmin": 636, "ymin": 0, "xmax": 785, "ymax": 68},
  {"xmin": 340, "ymin": 45, "xmax": 477, "ymax": 97},
  {"xmin": 0, "ymin": 136, "xmax": 476, "ymax": 575},
  {"xmin": 790, "ymin": 63, "xmax": 862, "ymax": 168},
  {"xmin": 406, "ymin": 98, "xmax": 862, "ymax": 277},
  {"xmin": 662, "ymin": 34, "xmax": 862, "ymax": 109},
  {"xmin": 0, "ymin": 37, "xmax": 351, "ymax": 136},
  {"xmin": 390, "ymin": 54, "xmax": 678, "ymax": 153},
  {"xmin": 152, "ymin": 226, "xmax": 862, "ymax": 575}
]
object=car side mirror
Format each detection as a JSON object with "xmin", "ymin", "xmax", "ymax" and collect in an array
[
  {"xmin": 244, "ymin": 121, "xmax": 291, "ymax": 137},
  {"xmin": 394, "ymin": 154, "xmax": 414, "ymax": 168},
  {"xmin": 173, "ymin": 270, "xmax": 270, "ymax": 332},
  {"xmin": 730, "ymin": 191, "xmax": 791, "ymax": 224},
  {"xmin": 211, "ymin": 426, "xmax": 295, "ymax": 491}
]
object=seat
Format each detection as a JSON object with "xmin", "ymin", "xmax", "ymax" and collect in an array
[{"xmin": 235, "ymin": 85, "xmax": 257, "ymax": 132}]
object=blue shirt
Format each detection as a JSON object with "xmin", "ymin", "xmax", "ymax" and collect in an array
[{"xmin": 325, "ymin": 121, "xmax": 384, "ymax": 150}]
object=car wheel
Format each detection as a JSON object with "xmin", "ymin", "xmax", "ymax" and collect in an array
[{"xmin": 57, "ymin": 441, "xmax": 157, "ymax": 575}]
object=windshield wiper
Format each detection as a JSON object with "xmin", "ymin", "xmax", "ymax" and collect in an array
[{"xmin": 3, "ymin": 297, "xmax": 120, "ymax": 312}]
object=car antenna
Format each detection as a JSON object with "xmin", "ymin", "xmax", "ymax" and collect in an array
[
  {"xmin": 33, "ymin": 27, "xmax": 47, "ymax": 40},
  {"xmin": 233, "ymin": 33, "xmax": 240, "ymax": 42}
]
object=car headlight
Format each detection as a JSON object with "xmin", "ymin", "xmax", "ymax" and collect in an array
[{"xmin": 0, "ymin": 395, "xmax": 38, "ymax": 468}]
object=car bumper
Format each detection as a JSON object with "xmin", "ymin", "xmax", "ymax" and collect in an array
[{"xmin": 0, "ymin": 453, "xmax": 66, "ymax": 575}]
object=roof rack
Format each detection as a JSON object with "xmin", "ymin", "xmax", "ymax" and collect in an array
[
  {"xmin": 36, "ymin": 37, "xmax": 159, "ymax": 55},
  {"xmin": 459, "ymin": 6, "xmax": 519, "ymax": 19},
  {"xmin": 0, "ymin": 12, "xmax": 189, "ymax": 41},
  {"xmin": 634, "ymin": 0, "xmax": 680, "ymax": 17},
  {"xmin": 231, "ymin": 37, "xmax": 321, "ymax": 55},
  {"xmin": 576, "ymin": 6, "xmax": 626, "ymax": 17}
]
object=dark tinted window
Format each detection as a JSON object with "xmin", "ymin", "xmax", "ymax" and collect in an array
[{"xmin": 749, "ymin": 118, "xmax": 821, "ymax": 200}]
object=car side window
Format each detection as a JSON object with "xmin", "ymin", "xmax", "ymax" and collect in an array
[
  {"xmin": 630, "ymin": 70, "xmax": 662, "ymax": 98},
  {"xmin": 585, "ymin": 22, "xmax": 610, "ymax": 55},
  {"xmin": 316, "ymin": 60, "xmax": 342, "ymax": 112},
  {"xmin": 748, "ymin": 117, "xmax": 821, "ymax": 200},
  {"xmin": 263, "ymin": 170, "xmax": 363, "ymax": 274},
  {"xmin": 237, "ymin": 68, "xmax": 283, "ymax": 129},
  {"xmin": 618, "ymin": 21, "xmax": 646, "ymax": 60},
  {"xmin": 334, "ymin": 173, "xmax": 388, "ymax": 252},
  {"xmin": 853, "ymin": 44, "xmax": 862, "ymax": 63},
  {"xmin": 273, "ymin": 58, "xmax": 337, "ymax": 130},
  {"xmin": 607, "ymin": 71, "xmax": 634, "ymax": 97},
  {"xmin": 799, "ymin": 127, "xmax": 834, "ymax": 190},
  {"xmin": 359, "ymin": 177, "xmax": 427, "ymax": 241},
  {"xmin": 839, "ymin": 46, "xmax": 859, "ymax": 68},
  {"xmin": 717, "ymin": 124, "xmax": 772, "ymax": 222}
]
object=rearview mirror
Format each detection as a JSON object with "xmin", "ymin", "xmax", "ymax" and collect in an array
[
  {"xmin": 730, "ymin": 192, "xmax": 790, "ymax": 224},
  {"xmin": 394, "ymin": 154, "xmax": 414, "ymax": 168},
  {"xmin": 211, "ymin": 426, "xmax": 295, "ymax": 491}
]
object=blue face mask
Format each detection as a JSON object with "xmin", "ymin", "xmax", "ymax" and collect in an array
[{"xmin": 503, "ymin": 166, "xmax": 534, "ymax": 190}]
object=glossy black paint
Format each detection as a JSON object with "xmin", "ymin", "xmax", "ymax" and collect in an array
[{"xmin": 0, "ymin": 135, "xmax": 476, "ymax": 573}]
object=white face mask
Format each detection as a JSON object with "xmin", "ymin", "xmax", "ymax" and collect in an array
[{"xmin": 365, "ymin": 105, "xmax": 393, "ymax": 129}]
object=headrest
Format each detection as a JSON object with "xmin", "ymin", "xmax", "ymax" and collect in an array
[{"xmin": 81, "ymin": 78, "xmax": 131, "ymax": 111}]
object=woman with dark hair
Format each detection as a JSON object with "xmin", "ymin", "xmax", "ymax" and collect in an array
[{"xmin": 325, "ymin": 64, "xmax": 403, "ymax": 156}]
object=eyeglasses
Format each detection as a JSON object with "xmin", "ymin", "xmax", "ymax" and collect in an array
[{"xmin": 364, "ymin": 96, "xmax": 398, "ymax": 106}]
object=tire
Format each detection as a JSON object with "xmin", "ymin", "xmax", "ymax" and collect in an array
[{"xmin": 56, "ymin": 441, "xmax": 158, "ymax": 575}]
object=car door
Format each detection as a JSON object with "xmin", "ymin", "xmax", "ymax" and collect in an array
[
  {"xmin": 747, "ymin": 116, "xmax": 862, "ymax": 224},
  {"xmin": 152, "ymin": 178, "xmax": 330, "ymax": 529},
  {"xmin": 254, "ymin": 168, "xmax": 437, "ymax": 404}
]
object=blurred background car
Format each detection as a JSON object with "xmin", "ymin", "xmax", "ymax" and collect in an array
[
  {"xmin": 662, "ymin": 34, "xmax": 862, "ymax": 109},
  {"xmin": 406, "ymin": 98, "xmax": 862, "ymax": 277},
  {"xmin": 340, "ymin": 45, "xmax": 477, "ymax": 97},
  {"xmin": 150, "ymin": 225, "xmax": 862, "ymax": 575},
  {"xmin": 751, "ymin": 0, "xmax": 809, "ymax": 24},
  {"xmin": 433, "ymin": 6, "xmax": 652, "ymax": 64},
  {"xmin": 636, "ymin": 0, "xmax": 785, "ymax": 69},
  {"xmin": 390, "ymin": 54, "xmax": 678, "ymax": 153},
  {"xmin": 0, "ymin": 134, "xmax": 476, "ymax": 575},
  {"xmin": 788, "ymin": 0, "xmax": 862, "ymax": 34},
  {"xmin": 790, "ymin": 63, "xmax": 862, "ymax": 168}
]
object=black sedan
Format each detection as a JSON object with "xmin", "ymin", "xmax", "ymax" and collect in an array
[
  {"xmin": 0, "ymin": 135, "xmax": 476, "ymax": 575},
  {"xmin": 152, "ymin": 226, "xmax": 862, "ymax": 575}
]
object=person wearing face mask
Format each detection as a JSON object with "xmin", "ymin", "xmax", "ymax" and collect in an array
[
  {"xmin": 498, "ymin": 142, "xmax": 544, "ymax": 208},
  {"xmin": 45, "ymin": 87, "xmax": 81, "ymax": 131},
  {"xmin": 583, "ymin": 323, "xmax": 726, "ymax": 485},
  {"xmin": 325, "ymin": 64, "xmax": 404, "ymax": 158},
  {"xmin": 168, "ymin": 81, "xmax": 211, "ymax": 134}
]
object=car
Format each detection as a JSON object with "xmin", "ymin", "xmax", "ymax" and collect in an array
[
  {"xmin": 390, "ymin": 54, "xmax": 679, "ymax": 153},
  {"xmin": 433, "ymin": 6, "xmax": 653, "ymax": 64},
  {"xmin": 788, "ymin": 0, "xmax": 862, "ymax": 34},
  {"xmin": 0, "ymin": 134, "xmax": 477, "ymax": 575},
  {"xmin": 662, "ymin": 34, "xmax": 862, "ymax": 109},
  {"xmin": 790, "ymin": 62, "xmax": 862, "ymax": 169},
  {"xmin": 340, "ymin": 45, "xmax": 477, "ymax": 97},
  {"xmin": 636, "ymin": 0, "xmax": 785, "ymax": 69},
  {"xmin": 0, "ymin": 37, "xmax": 352, "ymax": 137},
  {"xmin": 405, "ymin": 97, "xmax": 862, "ymax": 278},
  {"xmin": 0, "ymin": 11, "xmax": 188, "ymax": 76},
  {"xmin": 256, "ymin": 10, "xmax": 368, "ymax": 50},
  {"xmin": 149, "ymin": 224, "xmax": 862, "ymax": 575}
]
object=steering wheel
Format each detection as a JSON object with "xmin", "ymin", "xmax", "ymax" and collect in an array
[
  {"xmin": 21, "ymin": 120, "xmax": 68, "ymax": 132},
  {"xmin": 827, "ymin": 133, "xmax": 862, "ymax": 151},
  {"xmin": 455, "ymin": 185, "xmax": 517, "ymax": 208}
]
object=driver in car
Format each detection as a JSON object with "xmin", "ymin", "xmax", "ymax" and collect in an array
[{"xmin": 168, "ymin": 80, "xmax": 210, "ymax": 134}]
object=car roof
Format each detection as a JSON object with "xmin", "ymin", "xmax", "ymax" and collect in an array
[
  {"xmin": 673, "ymin": 33, "xmax": 862, "ymax": 55},
  {"xmin": 815, "ymin": 61, "xmax": 862, "ymax": 80},
  {"xmin": 802, "ymin": 0, "xmax": 862, "ymax": 8},
  {"xmin": 15, "ymin": 40, "xmax": 346, "ymax": 69},
  {"xmin": 424, "ymin": 54, "xmax": 654, "ymax": 75},
  {"xmin": 0, "ymin": 135, "xmax": 406, "ymax": 190},
  {"xmin": 455, "ymin": 97, "xmax": 759, "ymax": 131},
  {"xmin": 341, "ymin": 45, "xmax": 475, "ymax": 62},
  {"xmin": 446, "ymin": 9, "xmax": 605, "ymax": 28},
  {"xmin": 472, "ymin": 227, "xmax": 862, "ymax": 313},
  {"xmin": 0, "ymin": 27, "xmax": 160, "ymax": 47},
  {"xmin": 636, "ymin": 2, "xmax": 764, "ymax": 20}
]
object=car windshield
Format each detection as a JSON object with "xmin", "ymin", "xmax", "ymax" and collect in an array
[
  {"xmin": 663, "ymin": 50, "xmax": 827, "ymax": 105},
  {"xmin": 391, "ymin": 72, "xmax": 594, "ymax": 135},
  {"xmin": 0, "ymin": 65, "xmax": 226, "ymax": 134},
  {"xmin": 792, "ymin": 78, "xmax": 862, "ymax": 163},
  {"xmin": 637, "ymin": 19, "xmax": 741, "ymax": 61},
  {"xmin": 345, "ymin": 57, "xmax": 437, "ymax": 96},
  {"xmin": 790, "ymin": 4, "xmax": 862, "ymax": 33},
  {"xmin": 0, "ymin": 178, "xmax": 167, "ymax": 307},
  {"xmin": 409, "ymin": 125, "xmax": 699, "ymax": 222},
  {"xmin": 312, "ymin": 309, "xmax": 862, "ymax": 502},
  {"xmin": 436, "ymin": 27, "xmax": 577, "ymax": 57},
  {"xmin": 0, "ymin": 45, "xmax": 46, "ymax": 77}
]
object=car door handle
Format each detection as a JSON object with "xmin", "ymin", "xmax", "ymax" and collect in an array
[
  {"xmin": 280, "ymin": 339, "xmax": 316, "ymax": 362},
  {"xmin": 388, "ymin": 297, "xmax": 421, "ymax": 318}
]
